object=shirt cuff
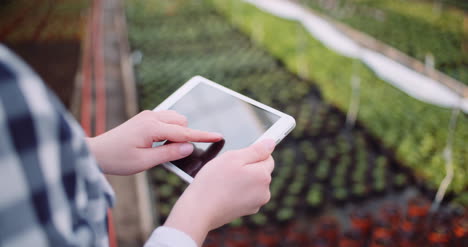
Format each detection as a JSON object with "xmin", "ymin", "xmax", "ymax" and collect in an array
[{"xmin": 144, "ymin": 226, "xmax": 198, "ymax": 247}]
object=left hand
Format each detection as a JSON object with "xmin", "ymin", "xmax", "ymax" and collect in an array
[{"xmin": 86, "ymin": 110, "xmax": 223, "ymax": 175}]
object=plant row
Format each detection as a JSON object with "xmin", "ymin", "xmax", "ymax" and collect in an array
[
  {"xmin": 128, "ymin": 0, "xmax": 431, "ymax": 228},
  {"xmin": 204, "ymin": 197, "xmax": 468, "ymax": 247},
  {"xmin": 208, "ymin": 0, "xmax": 468, "ymax": 205},
  {"xmin": 298, "ymin": 0, "xmax": 468, "ymax": 85}
]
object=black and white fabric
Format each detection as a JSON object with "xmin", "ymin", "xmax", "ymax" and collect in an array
[
  {"xmin": 0, "ymin": 44, "xmax": 115, "ymax": 247},
  {"xmin": 0, "ymin": 44, "xmax": 197, "ymax": 247}
]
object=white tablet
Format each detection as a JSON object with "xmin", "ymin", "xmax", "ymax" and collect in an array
[{"xmin": 153, "ymin": 76, "xmax": 296, "ymax": 183}]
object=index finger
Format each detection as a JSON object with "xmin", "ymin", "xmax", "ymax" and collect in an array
[{"xmin": 156, "ymin": 123, "xmax": 223, "ymax": 143}]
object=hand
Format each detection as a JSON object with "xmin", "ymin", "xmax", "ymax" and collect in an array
[
  {"xmin": 86, "ymin": 110, "xmax": 222, "ymax": 175},
  {"xmin": 164, "ymin": 139, "xmax": 275, "ymax": 246}
]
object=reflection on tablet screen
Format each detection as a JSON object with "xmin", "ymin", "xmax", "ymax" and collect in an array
[
  {"xmin": 169, "ymin": 82, "xmax": 279, "ymax": 177},
  {"xmin": 172, "ymin": 140, "xmax": 225, "ymax": 177}
]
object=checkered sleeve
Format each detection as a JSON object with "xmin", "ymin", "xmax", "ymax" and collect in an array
[{"xmin": 0, "ymin": 44, "xmax": 115, "ymax": 247}]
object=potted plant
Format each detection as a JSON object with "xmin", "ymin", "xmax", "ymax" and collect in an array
[
  {"xmin": 315, "ymin": 160, "xmax": 330, "ymax": 182},
  {"xmin": 300, "ymin": 141, "xmax": 317, "ymax": 163},
  {"xmin": 276, "ymin": 207, "xmax": 294, "ymax": 223},
  {"xmin": 393, "ymin": 173, "xmax": 408, "ymax": 190},
  {"xmin": 281, "ymin": 148, "xmax": 296, "ymax": 167},
  {"xmin": 306, "ymin": 184, "xmax": 323, "ymax": 209},
  {"xmin": 288, "ymin": 180, "xmax": 303, "ymax": 195},
  {"xmin": 332, "ymin": 187, "xmax": 348, "ymax": 203},
  {"xmin": 159, "ymin": 203, "xmax": 171, "ymax": 219},
  {"xmin": 351, "ymin": 165, "xmax": 366, "ymax": 184},
  {"xmin": 283, "ymin": 194, "xmax": 299, "ymax": 208},
  {"xmin": 158, "ymin": 184, "xmax": 174, "ymax": 199},
  {"xmin": 251, "ymin": 212, "xmax": 267, "ymax": 227},
  {"xmin": 167, "ymin": 173, "xmax": 182, "ymax": 187},
  {"xmin": 351, "ymin": 183, "xmax": 367, "ymax": 201}
]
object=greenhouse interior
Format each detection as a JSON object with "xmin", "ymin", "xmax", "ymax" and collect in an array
[{"xmin": 0, "ymin": 0, "xmax": 467, "ymax": 246}]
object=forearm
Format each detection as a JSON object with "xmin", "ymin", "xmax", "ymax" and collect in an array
[
  {"xmin": 85, "ymin": 136, "xmax": 112, "ymax": 174},
  {"xmin": 163, "ymin": 190, "xmax": 211, "ymax": 246}
]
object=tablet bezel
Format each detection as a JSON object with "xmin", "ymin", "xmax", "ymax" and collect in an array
[{"xmin": 153, "ymin": 75, "xmax": 296, "ymax": 183}]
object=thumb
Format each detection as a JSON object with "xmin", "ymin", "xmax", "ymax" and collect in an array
[
  {"xmin": 140, "ymin": 142, "xmax": 194, "ymax": 168},
  {"xmin": 235, "ymin": 139, "xmax": 276, "ymax": 164}
]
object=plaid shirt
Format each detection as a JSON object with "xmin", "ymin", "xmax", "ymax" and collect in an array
[
  {"xmin": 0, "ymin": 44, "xmax": 196, "ymax": 247},
  {"xmin": 0, "ymin": 45, "xmax": 198, "ymax": 247},
  {"xmin": 0, "ymin": 44, "xmax": 115, "ymax": 246}
]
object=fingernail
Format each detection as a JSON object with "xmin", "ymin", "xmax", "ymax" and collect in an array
[
  {"xmin": 263, "ymin": 139, "xmax": 275, "ymax": 152},
  {"xmin": 179, "ymin": 143, "xmax": 194, "ymax": 156}
]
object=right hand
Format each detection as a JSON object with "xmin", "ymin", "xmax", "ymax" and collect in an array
[
  {"xmin": 164, "ymin": 139, "xmax": 276, "ymax": 245},
  {"xmin": 86, "ymin": 110, "xmax": 222, "ymax": 175}
]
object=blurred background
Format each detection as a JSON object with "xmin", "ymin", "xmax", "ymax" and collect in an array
[{"xmin": 1, "ymin": 0, "xmax": 467, "ymax": 246}]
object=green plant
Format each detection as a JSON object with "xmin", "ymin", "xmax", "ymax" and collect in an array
[
  {"xmin": 289, "ymin": 181, "xmax": 303, "ymax": 195},
  {"xmin": 251, "ymin": 213, "xmax": 267, "ymax": 226},
  {"xmin": 158, "ymin": 184, "xmax": 174, "ymax": 198},
  {"xmin": 159, "ymin": 203, "xmax": 171, "ymax": 217},
  {"xmin": 283, "ymin": 195, "xmax": 298, "ymax": 207},
  {"xmin": 281, "ymin": 148, "xmax": 296, "ymax": 166},
  {"xmin": 152, "ymin": 169, "xmax": 168, "ymax": 180},
  {"xmin": 276, "ymin": 207, "xmax": 294, "ymax": 222},
  {"xmin": 300, "ymin": 141, "xmax": 317, "ymax": 162},
  {"xmin": 306, "ymin": 185, "xmax": 323, "ymax": 207},
  {"xmin": 374, "ymin": 179, "xmax": 387, "ymax": 193},
  {"xmin": 299, "ymin": 0, "xmax": 468, "ymax": 85},
  {"xmin": 352, "ymin": 183, "xmax": 367, "ymax": 197},
  {"xmin": 264, "ymin": 201, "xmax": 277, "ymax": 212},
  {"xmin": 209, "ymin": 0, "xmax": 468, "ymax": 201},
  {"xmin": 167, "ymin": 173, "xmax": 182, "ymax": 186},
  {"xmin": 315, "ymin": 160, "xmax": 330, "ymax": 181},
  {"xmin": 331, "ymin": 175, "xmax": 345, "ymax": 188},
  {"xmin": 352, "ymin": 170, "xmax": 365, "ymax": 183},
  {"xmin": 230, "ymin": 218, "xmax": 243, "ymax": 227},
  {"xmin": 393, "ymin": 173, "xmax": 408, "ymax": 188},
  {"xmin": 129, "ymin": 1, "xmax": 466, "ymax": 229},
  {"xmin": 333, "ymin": 187, "xmax": 348, "ymax": 201}
]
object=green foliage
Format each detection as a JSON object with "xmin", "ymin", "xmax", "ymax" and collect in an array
[
  {"xmin": 306, "ymin": 184, "xmax": 323, "ymax": 206},
  {"xmin": 251, "ymin": 213, "xmax": 267, "ymax": 226},
  {"xmin": 276, "ymin": 207, "xmax": 294, "ymax": 221},
  {"xmin": 209, "ymin": 0, "xmax": 468, "ymax": 202},
  {"xmin": 130, "ymin": 0, "xmax": 467, "ymax": 229},
  {"xmin": 229, "ymin": 218, "xmax": 243, "ymax": 227},
  {"xmin": 299, "ymin": 0, "xmax": 468, "ymax": 85}
]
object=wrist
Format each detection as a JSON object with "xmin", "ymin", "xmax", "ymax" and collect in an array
[
  {"xmin": 85, "ymin": 136, "xmax": 109, "ymax": 173},
  {"xmin": 164, "ymin": 189, "xmax": 212, "ymax": 246}
]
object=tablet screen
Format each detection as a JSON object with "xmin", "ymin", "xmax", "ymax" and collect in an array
[{"xmin": 168, "ymin": 82, "xmax": 280, "ymax": 177}]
